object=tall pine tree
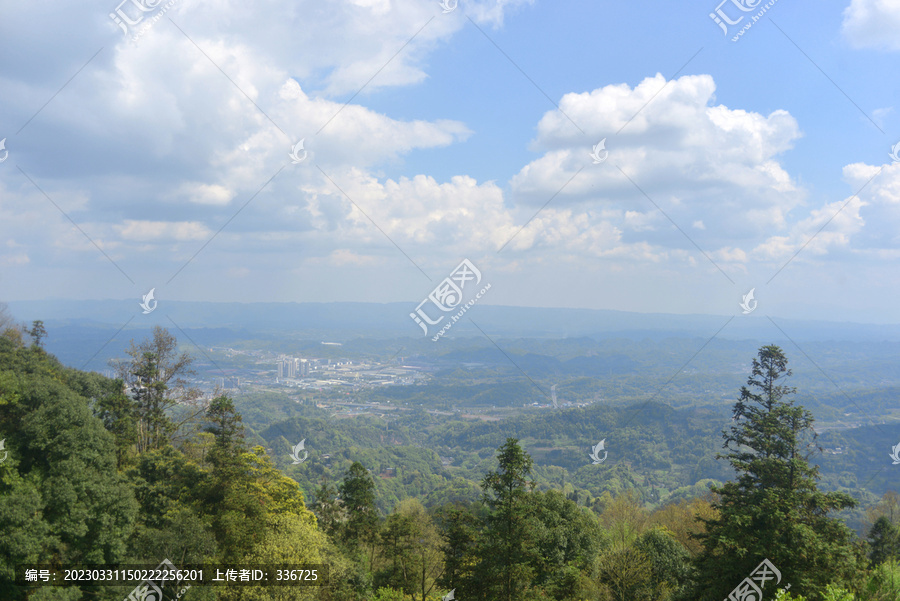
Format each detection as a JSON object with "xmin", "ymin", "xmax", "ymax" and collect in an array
[
  {"xmin": 477, "ymin": 438, "xmax": 536, "ymax": 601},
  {"xmin": 691, "ymin": 345, "xmax": 863, "ymax": 600}
]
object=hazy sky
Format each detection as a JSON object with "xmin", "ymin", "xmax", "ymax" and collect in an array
[{"xmin": 1, "ymin": 0, "xmax": 898, "ymax": 323}]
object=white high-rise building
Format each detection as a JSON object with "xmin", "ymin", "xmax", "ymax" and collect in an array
[{"xmin": 277, "ymin": 356, "xmax": 309, "ymax": 379}]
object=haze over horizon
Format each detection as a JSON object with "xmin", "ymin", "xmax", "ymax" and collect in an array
[{"xmin": 1, "ymin": 0, "xmax": 899, "ymax": 325}]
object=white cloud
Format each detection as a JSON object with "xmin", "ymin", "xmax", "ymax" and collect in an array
[
  {"xmin": 842, "ymin": 0, "xmax": 900, "ymax": 50},
  {"xmin": 754, "ymin": 196, "xmax": 865, "ymax": 260},
  {"xmin": 160, "ymin": 0, "xmax": 528, "ymax": 96},
  {"xmin": 712, "ymin": 247, "xmax": 747, "ymax": 263},
  {"xmin": 465, "ymin": 0, "xmax": 534, "ymax": 27},
  {"xmin": 312, "ymin": 249, "xmax": 382, "ymax": 267},
  {"xmin": 304, "ymin": 170, "xmax": 512, "ymax": 254},
  {"xmin": 844, "ymin": 161, "xmax": 900, "ymax": 205},
  {"xmin": 751, "ymin": 158, "xmax": 900, "ymax": 263},
  {"xmin": 174, "ymin": 183, "xmax": 235, "ymax": 206},
  {"xmin": 116, "ymin": 220, "xmax": 213, "ymax": 241},
  {"xmin": 1, "ymin": 253, "xmax": 30, "ymax": 266},
  {"xmin": 508, "ymin": 73, "xmax": 804, "ymax": 263},
  {"xmin": 1, "ymin": 1, "xmax": 894, "ymax": 315}
]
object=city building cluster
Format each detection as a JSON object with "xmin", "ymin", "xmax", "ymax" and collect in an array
[{"xmin": 277, "ymin": 355, "xmax": 310, "ymax": 379}]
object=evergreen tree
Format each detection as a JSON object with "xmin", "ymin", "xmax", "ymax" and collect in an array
[
  {"xmin": 691, "ymin": 345, "xmax": 863, "ymax": 600},
  {"xmin": 204, "ymin": 395, "xmax": 245, "ymax": 469},
  {"xmin": 477, "ymin": 437, "xmax": 536, "ymax": 601},
  {"xmin": 338, "ymin": 461, "xmax": 379, "ymax": 545},
  {"xmin": 93, "ymin": 381, "xmax": 138, "ymax": 468},
  {"xmin": 868, "ymin": 516, "xmax": 900, "ymax": 566},
  {"xmin": 335, "ymin": 459, "xmax": 381, "ymax": 586},
  {"xmin": 434, "ymin": 502, "xmax": 480, "ymax": 598},
  {"xmin": 313, "ymin": 478, "xmax": 347, "ymax": 538}
]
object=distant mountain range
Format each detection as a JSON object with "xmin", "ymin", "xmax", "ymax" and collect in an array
[{"xmin": 8, "ymin": 299, "xmax": 900, "ymax": 342}]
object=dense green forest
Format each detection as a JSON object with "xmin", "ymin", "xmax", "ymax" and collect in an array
[
  {"xmin": 238, "ymin": 387, "xmax": 900, "ymax": 527},
  {"xmin": 1, "ymin": 317, "xmax": 899, "ymax": 600}
]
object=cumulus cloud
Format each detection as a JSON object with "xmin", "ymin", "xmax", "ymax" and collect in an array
[
  {"xmin": 1, "ymin": 0, "xmax": 891, "ymax": 308},
  {"xmin": 754, "ymin": 196, "xmax": 865, "ymax": 260},
  {"xmin": 753, "ymin": 160, "xmax": 900, "ymax": 262},
  {"xmin": 0, "ymin": 65, "xmax": 830, "ymax": 279},
  {"xmin": 842, "ymin": 0, "xmax": 900, "ymax": 50},
  {"xmin": 507, "ymin": 73, "xmax": 804, "ymax": 264},
  {"xmin": 0, "ymin": 0, "xmax": 478, "ymax": 277},
  {"xmin": 303, "ymin": 170, "xmax": 512, "ymax": 255}
]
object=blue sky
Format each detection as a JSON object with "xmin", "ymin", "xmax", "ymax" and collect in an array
[{"xmin": 1, "ymin": 0, "xmax": 899, "ymax": 324}]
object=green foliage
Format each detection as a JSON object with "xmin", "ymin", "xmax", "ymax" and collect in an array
[
  {"xmin": 635, "ymin": 527, "xmax": 691, "ymax": 599},
  {"xmin": 0, "ymin": 329, "xmax": 138, "ymax": 600},
  {"xmin": 313, "ymin": 478, "xmax": 347, "ymax": 538},
  {"xmin": 338, "ymin": 461, "xmax": 380, "ymax": 550},
  {"xmin": 525, "ymin": 489, "xmax": 603, "ymax": 599},
  {"xmin": 863, "ymin": 559, "xmax": 900, "ymax": 600},
  {"xmin": 371, "ymin": 588, "xmax": 408, "ymax": 601},
  {"xmin": 204, "ymin": 395, "xmax": 246, "ymax": 471},
  {"xmin": 218, "ymin": 513, "xmax": 326, "ymax": 601},
  {"xmin": 596, "ymin": 545, "xmax": 653, "ymax": 601},
  {"xmin": 868, "ymin": 516, "xmax": 900, "ymax": 565},
  {"xmin": 477, "ymin": 438, "xmax": 537, "ymax": 601},
  {"xmin": 373, "ymin": 498, "xmax": 444, "ymax": 601},
  {"xmin": 692, "ymin": 345, "xmax": 864, "ymax": 601},
  {"xmin": 110, "ymin": 326, "xmax": 201, "ymax": 454},
  {"xmin": 434, "ymin": 501, "xmax": 481, "ymax": 595},
  {"xmin": 3, "ymin": 325, "xmax": 900, "ymax": 601},
  {"xmin": 773, "ymin": 584, "xmax": 855, "ymax": 601},
  {"xmin": 28, "ymin": 320, "xmax": 47, "ymax": 349}
]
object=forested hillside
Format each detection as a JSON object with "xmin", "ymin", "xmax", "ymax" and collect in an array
[{"xmin": 1, "ymin": 322, "xmax": 899, "ymax": 600}]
